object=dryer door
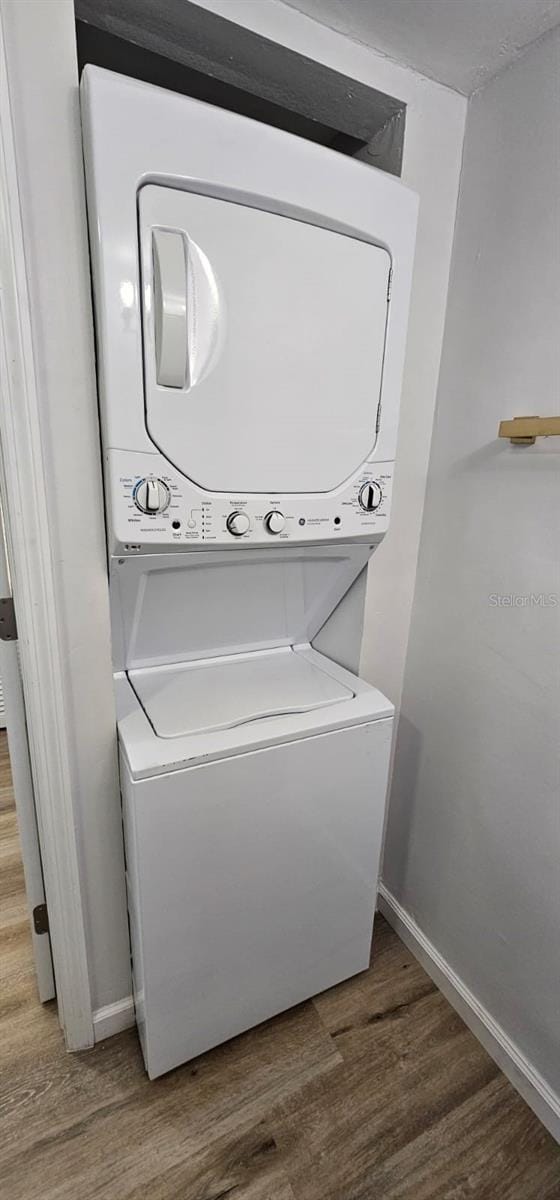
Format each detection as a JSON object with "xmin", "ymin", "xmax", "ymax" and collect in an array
[{"xmin": 139, "ymin": 186, "xmax": 391, "ymax": 494}]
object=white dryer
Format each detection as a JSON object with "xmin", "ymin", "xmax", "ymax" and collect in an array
[{"xmin": 81, "ymin": 67, "xmax": 418, "ymax": 1078}]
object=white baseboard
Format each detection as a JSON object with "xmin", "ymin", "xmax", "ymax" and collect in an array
[
  {"xmin": 92, "ymin": 996, "xmax": 136, "ymax": 1043},
  {"xmin": 378, "ymin": 884, "xmax": 560, "ymax": 1145}
]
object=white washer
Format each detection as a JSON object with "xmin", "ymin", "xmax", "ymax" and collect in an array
[
  {"xmin": 81, "ymin": 67, "xmax": 418, "ymax": 1078},
  {"xmin": 118, "ymin": 651, "xmax": 393, "ymax": 1080}
]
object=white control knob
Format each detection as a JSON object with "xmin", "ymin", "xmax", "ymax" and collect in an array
[
  {"xmin": 264, "ymin": 511, "xmax": 285, "ymax": 535},
  {"xmin": 134, "ymin": 478, "xmax": 170, "ymax": 514},
  {"xmin": 358, "ymin": 481, "xmax": 382, "ymax": 512},
  {"xmin": 227, "ymin": 510, "xmax": 250, "ymax": 537}
]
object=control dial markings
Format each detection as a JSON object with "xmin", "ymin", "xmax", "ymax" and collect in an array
[
  {"xmin": 226, "ymin": 510, "xmax": 250, "ymax": 537},
  {"xmin": 264, "ymin": 511, "xmax": 285, "ymax": 535},
  {"xmin": 358, "ymin": 481, "xmax": 382, "ymax": 512},
  {"xmin": 134, "ymin": 478, "xmax": 171, "ymax": 514}
]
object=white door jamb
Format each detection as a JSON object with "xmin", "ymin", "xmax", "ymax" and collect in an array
[{"xmin": 0, "ymin": 8, "xmax": 93, "ymax": 1048}]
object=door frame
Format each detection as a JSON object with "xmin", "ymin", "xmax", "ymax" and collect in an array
[
  {"xmin": 0, "ymin": 514, "xmax": 56, "ymax": 1003},
  {"xmin": 0, "ymin": 8, "xmax": 93, "ymax": 1047}
]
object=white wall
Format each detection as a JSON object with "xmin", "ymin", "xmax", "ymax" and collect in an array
[
  {"xmin": 384, "ymin": 25, "xmax": 560, "ymax": 1116},
  {"xmin": 193, "ymin": 0, "xmax": 467, "ymax": 712}
]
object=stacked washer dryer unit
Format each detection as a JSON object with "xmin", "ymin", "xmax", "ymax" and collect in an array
[{"xmin": 82, "ymin": 66, "xmax": 418, "ymax": 1079}]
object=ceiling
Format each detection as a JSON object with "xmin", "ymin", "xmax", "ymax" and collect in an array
[{"xmin": 280, "ymin": 0, "xmax": 560, "ymax": 93}]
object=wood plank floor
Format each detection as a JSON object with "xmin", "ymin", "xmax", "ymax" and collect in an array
[{"xmin": 1, "ymin": 729, "xmax": 559, "ymax": 1199}]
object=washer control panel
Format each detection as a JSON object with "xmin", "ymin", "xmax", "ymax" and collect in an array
[{"xmin": 108, "ymin": 449, "xmax": 394, "ymax": 553}]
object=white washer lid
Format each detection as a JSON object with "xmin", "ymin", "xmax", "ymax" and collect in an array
[
  {"xmin": 128, "ymin": 646, "xmax": 353, "ymax": 739},
  {"xmin": 109, "ymin": 546, "xmax": 372, "ymax": 673}
]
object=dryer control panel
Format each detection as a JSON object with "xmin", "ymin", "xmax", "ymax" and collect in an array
[{"xmin": 108, "ymin": 449, "xmax": 394, "ymax": 554}]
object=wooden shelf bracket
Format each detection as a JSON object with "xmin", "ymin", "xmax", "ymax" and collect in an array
[{"xmin": 498, "ymin": 416, "xmax": 560, "ymax": 445}]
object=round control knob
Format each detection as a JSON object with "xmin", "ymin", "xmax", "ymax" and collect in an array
[
  {"xmin": 226, "ymin": 510, "xmax": 250, "ymax": 537},
  {"xmin": 358, "ymin": 481, "xmax": 382, "ymax": 512},
  {"xmin": 264, "ymin": 510, "xmax": 285, "ymax": 535},
  {"xmin": 134, "ymin": 478, "xmax": 170, "ymax": 514}
]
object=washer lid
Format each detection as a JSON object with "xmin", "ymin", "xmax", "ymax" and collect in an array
[
  {"xmin": 110, "ymin": 545, "xmax": 372, "ymax": 671},
  {"xmin": 128, "ymin": 646, "xmax": 353, "ymax": 739},
  {"xmin": 139, "ymin": 186, "xmax": 391, "ymax": 494}
]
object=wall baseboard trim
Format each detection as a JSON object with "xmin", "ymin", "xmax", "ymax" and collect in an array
[
  {"xmin": 93, "ymin": 996, "xmax": 136, "ymax": 1043},
  {"xmin": 378, "ymin": 885, "xmax": 560, "ymax": 1145}
]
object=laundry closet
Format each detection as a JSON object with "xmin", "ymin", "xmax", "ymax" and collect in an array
[{"xmin": 80, "ymin": 63, "xmax": 417, "ymax": 1078}]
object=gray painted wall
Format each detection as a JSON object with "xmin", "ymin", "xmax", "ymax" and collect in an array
[{"xmin": 384, "ymin": 28, "xmax": 560, "ymax": 1098}]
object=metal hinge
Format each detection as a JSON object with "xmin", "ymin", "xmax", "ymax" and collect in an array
[
  {"xmin": 33, "ymin": 903, "xmax": 49, "ymax": 935},
  {"xmin": 0, "ymin": 596, "xmax": 17, "ymax": 641},
  {"xmin": 387, "ymin": 268, "xmax": 393, "ymax": 302}
]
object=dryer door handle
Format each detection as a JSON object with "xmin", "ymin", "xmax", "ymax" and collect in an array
[{"xmin": 152, "ymin": 228, "xmax": 188, "ymax": 389}]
